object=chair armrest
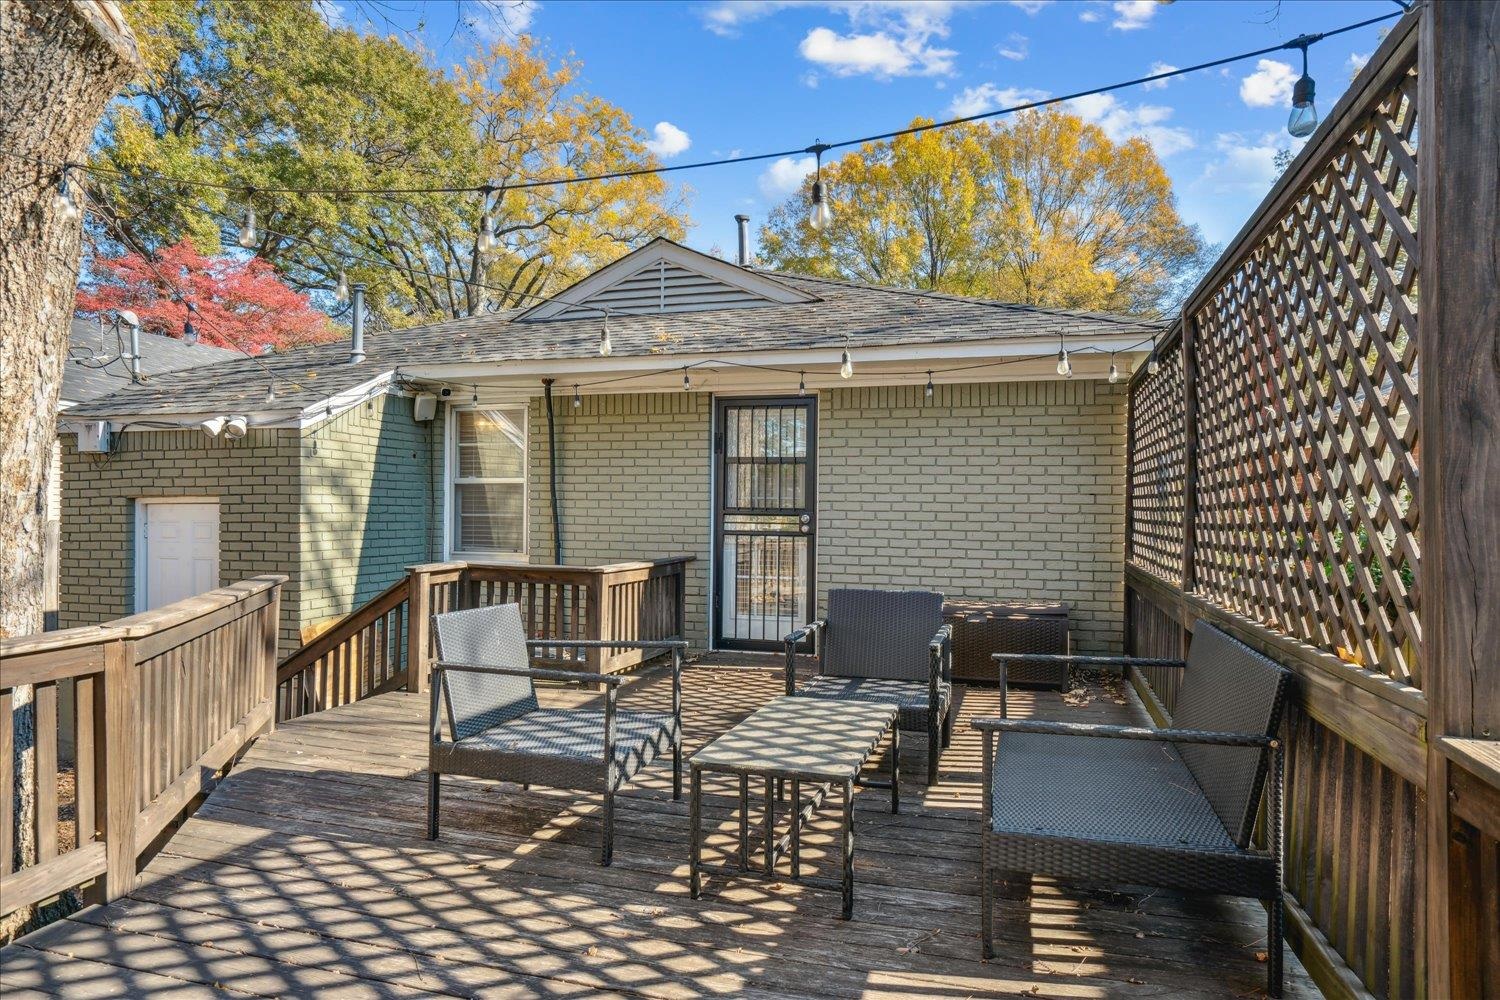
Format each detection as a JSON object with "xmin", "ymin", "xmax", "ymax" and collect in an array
[
  {"xmin": 784, "ymin": 619, "xmax": 825, "ymax": 695},
  {"xmin": 929, "ymin": 623, "xmax": 953, "ymax": 687},
  {"xmin": 434, "ymin": 660, "xmax": 626, "ymax": 687},
  {"xmin": 991, "ymin": 653, "xmax": 1186, "ymax": 669},
  {"xmin": 526, "ymin": 639, "xmax": 688, "ymax": 652},
  {"xmin": 969, "ymin": 717, "xmax": 1273, "ymax": 748}
]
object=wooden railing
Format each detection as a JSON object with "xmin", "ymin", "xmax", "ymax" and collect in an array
[
  {"xmin": 0, "ymin": 576, "xmax": 283, "ymax": 924},
  {"xmin": 274, "ymin": 556, "xmax": 693, "ymax": 720},
  {"xmin": 1123, "ymin": 7, "xmax": 1499, "ymax": 997}
]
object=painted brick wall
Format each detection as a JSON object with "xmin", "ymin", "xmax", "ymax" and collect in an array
[
  {"xmin": 57, "ymin": 428, "xmax": 304, "ymax": 648},
  {"xmin": 299, "ymin": 394, "xmax": 437, "ymax": 636},
  {"xmin": 527, "ymin": 392, "xmax": 712, "ymax": 647},
  {"xmin": 816, "ymin": 380, "xmax": 1127, "ymax": 654},
  {"xmin": 520, "ymin": 380, "xmax": 1125, "ymax": 657}
]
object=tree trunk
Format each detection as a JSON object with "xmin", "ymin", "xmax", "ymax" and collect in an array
[{"xmin": 0, "ymin": 0, "xmax": 139, "ymax": 938}]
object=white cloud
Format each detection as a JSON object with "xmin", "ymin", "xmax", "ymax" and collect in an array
[
  {"xmin": 313, "ymin": 1, "xmax": 347, "ymax": 28},
  {"xmin": 1239, "ymin": 58, "xmax": 1297, "ymax": 108},
  {"xmin": 759, "ymin": 156, "xmax": 817, "ymax": 199},
  {"xmin": 1347, "ymin": 51, "xmax": 1371, "ymax": 75},
  {"xmin": 463, "ymin": 0, "xmax": 539, "ymax": 41},
  {"xmin": 1110, "ymin": 0, "xmax": 1159, "ymax": 30},
  {"xmin": 1079, "ymin": 9, "xmax": 1101, "ymax": 22},
  {"xmin": 799, "ymin": 25, "xmax": 956, "ymax": 77},
  {"xmin": 1007, "ymin": 0, "xmax": 1051, "ymax": 13},
  {"xmin": 644, "ymin": 121, "xmax": 691, "ymax": 158},
  {"xmin": 1142, "ymin": 61, "xmax": 1178, "ymax": 89},
  {"xmin": 947, "ymin": 83, "xmax": 1049, "ymax": 117},
  {"xmin": 1068, "ymin": 92, "xmax": 1194, "ymax": 156},
  {"xmin": 1197, "ymin": 131, "xmax": 1298, "ymax": 194},
  {"xmin": 997, "ymin": 32, "xmax": 1028, "ymax": 61}
]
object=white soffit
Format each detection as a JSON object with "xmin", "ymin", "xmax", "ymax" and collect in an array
[{"xmin": 517, "ymin": 238, "xmax": 818, "ymax": 321}]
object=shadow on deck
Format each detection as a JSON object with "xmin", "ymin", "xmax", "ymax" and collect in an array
[{"xmin": 1, "ymin": 654, "xmax": 1316, "ymax": 998}]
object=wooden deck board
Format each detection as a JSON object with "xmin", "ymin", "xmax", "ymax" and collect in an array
[{"xmin": 2, "ymin": 658, "xmax": 1318, "ymax": 998}]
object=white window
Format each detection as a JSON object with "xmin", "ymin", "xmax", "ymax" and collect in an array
[{"xmin": 448, "ymin": 406, "xmax": 527, "ymax": 557}]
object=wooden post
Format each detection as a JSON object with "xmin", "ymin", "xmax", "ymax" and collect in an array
[
  {"xmin": 585, "ymin": 571, "xmax": 606, "ymax": 677},
  {"xmin": 261, "ymin": 582, "xmax": 280, "ymax": 732},
  {"xmin": 407, "ymin": 567, "xmax": 432, "ymax": 694},
  {"xmin": 98, "ymin": 637, "xmax": 138, "ymax": 901},
  {"xmin": 1417, "ymin": 2, "xmax": 1500, "ymax": 995}
]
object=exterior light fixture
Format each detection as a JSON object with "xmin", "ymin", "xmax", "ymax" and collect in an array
[
  {"xmin": 52, "ymin": 166, "xmax": 81, "ymax": 221},
  {"xmin": 839, "ymin": 347, "xmax": 853, "ymax": 379},
  {"xmin": 573, "ymin": 385, "xmax": 581, "ymax": 408},
  {"xmin": 238, "ymin": 197, "xmax": 257, "ymax": 248},
  {"xmin": 223, "ymin": 415, "xmax": 249, "ymax": 440},
  {"xmin": 477, "ymin": 213, "xmax": 497, "ymax": 254},
  {"xmin": 1287, "ymin": 38, "xmax": 1318, "ymax": 138},
  {"xmin": 925, "ymin": 371, "xmax": 934, "ymax": 399},
  {"xmin": 807, "ymin": 142, "xmax": 834, "ymax": 232},
  {"xmin": 682, "ymin": 367, "xmax": 691, "ymax": 392},
  {"xmin": 335, "ymin": 268, "xmax": 350, "ymax": 303},
  {"xmin": 599, "ymin": 313, "xmax": 613, "ymax": 356},
  {"xmin": 200, "ymin": 416, "xmax": 227, "ymax": 437},
  {"xmin": 1056, "ymin": 344, "xmax": 1072, "ymax": 378},
  {"xmin": 471, "ymin": 385, "xmax": 479, "ymax": 405},
  {"xmin": 1108, "ymin": 355, "xmax": 1120, "ymax": 384},
  {"xmin": 1147, "ymin": 337, "xmax": 1161, "ymax": 375},
  {"xmin": 798, "ymin": 372, "xmax": 806, "ymax": 397}
]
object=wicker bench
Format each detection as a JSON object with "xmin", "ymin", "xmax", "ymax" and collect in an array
[{"xmin": 972, "ymin": 622, "xmax": 1293, "ymax": 997}]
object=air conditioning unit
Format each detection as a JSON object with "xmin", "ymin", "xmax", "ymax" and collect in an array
[
  {"xmin": 413, "ymin": 394, "xmax": 438, "ymax": 422},
  {"xmin": 77, "ymin": 421, "xmax": 111, "ymax": 453}
]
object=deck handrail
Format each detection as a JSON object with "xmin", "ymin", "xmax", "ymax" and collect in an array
[{"xmin": 0, "ymin": 575, "xmax": 285, "ymax": 923}]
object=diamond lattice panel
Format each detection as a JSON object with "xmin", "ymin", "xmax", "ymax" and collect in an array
[
  {"xmin": 1128, "ymin": 337, "xmax": 1186, "ymax": 584},
  {"xmin": 1190, "ymin": 62, "xmax": 1420, "ymax": 686}
]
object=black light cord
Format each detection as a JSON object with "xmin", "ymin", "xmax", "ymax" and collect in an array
[{"xmin": 35, "ymin": 8, "xmax": 1400, "ymax": 199}]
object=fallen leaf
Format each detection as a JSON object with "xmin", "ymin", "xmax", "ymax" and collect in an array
[
  {"xmin": 585, "ymin": 945, "xmax": 599, "ymax": 957},
  {"xmin": 1127, "ymin": 977, "xmax": 1146, "ymax": 985},
  {"xmin": 1254, "ymin": 950, "xmax": 1268, "ymax": 963}
]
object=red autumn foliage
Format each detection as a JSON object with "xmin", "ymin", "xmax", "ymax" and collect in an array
[{"xmin": 76, "ymin": 239, "xmax": 338, "ymax": 353}]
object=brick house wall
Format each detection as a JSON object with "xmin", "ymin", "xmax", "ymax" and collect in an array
[
  {"xmin": 57, "ymin": 427, "xmax": 304, "ymax": 648},
  {"xmin": 523, "ymin": 379, "xmax": 1126, "ymax": 655}
]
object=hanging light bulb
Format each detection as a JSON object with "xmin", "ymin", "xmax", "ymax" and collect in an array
[
  {"xmin": 238, "ymin": 201, "xmax": 257, "ymax": 248},
  {"xmin": 477, "ymin": 212, "xmax": 496, "ymax": 254},
  {"xmin": 1147, "ymin": 337, "xmax": 1161, "ymax": 375},
  {"xmin": 1056, "ymin": 345, "xmax": 1072, "ymax": 378},
  {"xmin": 52, "ymin": 167, "xmax": 80, "ymax": 221},
  {"xmin": 599, "ymin": 313, "xmax": 613, "ymax": 357},
  {"xmin": 1108, "ymin": 355, "xmax": 1120, "ymax": 384},
  {"xmin": 1287, "ymin": 39, "xmax": 1318, "ymax": 138},
  {"xmin": 925, "ymin": 371, "xmax": 934, "ymax": 400},
  {"xmin": 682, "ymin": 367, "xmax": 691, "ymax": 392},
  {"xmin": 335, "ymin": 267, "xmax": 349, "ymax": 304},
  {"xmin": 265, "ymin": 383, "xmax": 277, "ymax": 404},
  {"xmin": 807, "ymin": 143, "xmax": 834, "ymax": 231},
  {"xmin": 839, "ymin": 347, "xmax": 853, "ymax": 379},
  {"xmin": 573, "ymin": 385, "xmax": 581, "ymax": 408},
  {"xmin": 182, "ymin": 301, "xmax": 199, "ymax": 345},
  {"xmin": 798, "ymin": 372, "xmax": 806, "ymax": 397},
  {"xmin": 471, "ymin": 385, "xmax": 479, "ymax": 405}
]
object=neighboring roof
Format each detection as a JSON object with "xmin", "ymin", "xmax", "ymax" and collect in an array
[
  {"xmin": 62, "ymin": 317, "xmax": 240, "ymax": 405},
  {"xmin": 64, "ymin": 240, "xmax": 1165, "ymax": 420}
]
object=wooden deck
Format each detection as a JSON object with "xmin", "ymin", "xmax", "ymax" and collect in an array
[{"xmin": 1, "ymin": 656, "xmax": 1316, "ymax": 998}]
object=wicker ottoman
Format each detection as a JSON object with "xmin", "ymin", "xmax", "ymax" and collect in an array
[{"xmin": 942, "ymin": 601, "xmax": 1070, "ymax": 689}]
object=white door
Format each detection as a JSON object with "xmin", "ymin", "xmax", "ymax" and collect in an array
[{"xmin": 137, "ymin": 500, "xmax": 220, "ymax": 612}]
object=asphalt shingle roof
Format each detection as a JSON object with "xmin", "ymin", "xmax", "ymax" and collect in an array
[
  {"xmin": 62, "ymin": 317, "xmax": 240, "ymax": 405},
  {"xmin": 64, "ymin": 268, "xmax": 1164, "ymax": 418}
]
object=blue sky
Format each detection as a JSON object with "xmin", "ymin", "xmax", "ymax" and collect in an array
[{"xmin": 329, "ymin": 0, "xmax": 1397, "ymax": 257}]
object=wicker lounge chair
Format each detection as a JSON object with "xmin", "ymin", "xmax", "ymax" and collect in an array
[
  {"xmin": 427, "ymin": 603, "xmax": 684, "ymax": 866},
  {"xmin": 784, "ymin": 588, "xmax": 953, "ymax": 785},
  {"xmin": 973, "ymin": 622, "xmax": 1292, "ymax": 996}
]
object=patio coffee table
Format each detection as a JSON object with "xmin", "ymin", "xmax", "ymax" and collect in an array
[{"xmin": 688, "ymin": 695, "xmax": 899, "ymax": 919}]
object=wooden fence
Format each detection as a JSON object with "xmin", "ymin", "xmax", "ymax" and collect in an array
[
  {"xmin": 1123, "ymin": 6, "xmax": 1498, "ymax": 997},
  {"xmin": 276, "ymin": 556, "xmax": 692, "ymax": 720},
  {"xmin": 0, "ymin": 576, "xmax": 283, "ymax": 923}
]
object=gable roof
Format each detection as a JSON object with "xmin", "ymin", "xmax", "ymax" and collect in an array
[
  {"xmin": 518, "ymin": 238, "xmax": 819, "ymax": 320},
  {"xmin": 62, "ymin": 251, "xmax": 1166, "ymax": 421},
  {"xmin": 62, "ymin": 317, "xmax": 240, "ymax": 405}
]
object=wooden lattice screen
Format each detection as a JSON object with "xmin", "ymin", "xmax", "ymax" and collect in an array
[{"xmin": 1129, "ymin": 52, "xmax": 1421, "ymax": 688}]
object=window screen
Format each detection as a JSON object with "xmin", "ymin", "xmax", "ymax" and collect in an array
[{"xmin": 451, "ymin": 407, "xmax": 526, "ymax": 554}]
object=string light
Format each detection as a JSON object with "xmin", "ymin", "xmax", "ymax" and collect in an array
[
  {"xmin": 1056, "ymin": 341, "xmax": 1072, "ymax": 378},
  {"xmin": 52, "ymin": 167, "xmax": 80, "ymax": 221},
  {"xmin": 682, "ymin": 367, "xmax": 691, "ymax": 392},
  {"xmin": 1108, "ymin": 354, "xmax": 1120, "ymax": 384},
  {"xmin": 599, "ymin": 313, "xmax": 613, "ymax": 357},
  {"xmin": 335, "ymin": 267, "xmax": 350, "ymax": 303},
  {"xmin": 573, "ymin": 385, "xmax": 581, "ymax": 408},
  {"xmin": 839, "ymin": 346, "xmax": 853, "ymax": 379},
  {"xmin": 925, "ymin": 371, "xmax": 934, "ymax": 399},
  {"xmin": 808, "ymin": 143, "xmax": 834, "ymax": 232},
  {"xmin": 1147, "ymin": 337, "xmax": 1161, "ymax": 375},
  {"xmin": 266, "ymin": 383, "xmax": 277, "ymax": 404},
  {"xmin": 798, "ymin": 372, "xmax": 806, "ymax": 397},
  {"xmin": 238, "ymin": 197, "xmax": 257, "ymax": 248},
  {"xmin": 182, "ymin": 301, "xmax": 199, "ymax": 345},
  {"xmin": 1287, "ymin": 37, "xmax": 1319, "ymax": 138},
  {"xmin": 471, "ymin": 385, "xmax": 478, "ymax": 405}
]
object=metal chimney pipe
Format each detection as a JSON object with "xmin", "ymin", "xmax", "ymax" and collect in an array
[
  {"xmin": 349, "ymin": 282, "xmax": 366, "ymax": 364},
  {"xmin": 127, "ymin": 320, "xmax": 141, "ymax": 381},
  {"xmin": 734, "ymin": 214, "xmax": 750, "ymax": 266}
]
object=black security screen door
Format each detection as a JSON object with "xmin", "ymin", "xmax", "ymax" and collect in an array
[{"xmin": 713, "ymin": 398, "xmax": 816, "ymax": 650}]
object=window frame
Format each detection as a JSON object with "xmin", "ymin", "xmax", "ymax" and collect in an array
[{"xmin": 444, "ymin": 402, "xmax": 529, "ymax": 561}]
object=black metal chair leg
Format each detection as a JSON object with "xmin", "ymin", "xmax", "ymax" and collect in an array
[
  {"xmin": 426, "ymin": 771, "xmax": 440, "ymax": 840},
  {"xmin": 1268, "ymin": 892, "xmax": 1284, "ymax": 998},
  {"xmin": 601, "ymin": 789, "xmax": 615, "ymax": 866},
  {"xmin": 672, "ymin": 731, "xmax": 683, "ymax": 801},
  {"xmin": 942, "ymin": 707, "xmax": 954, "ymax": 748},
  {"xmin": 927, "ymin": 717, "xmax": 940, "ymax": 785}
]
